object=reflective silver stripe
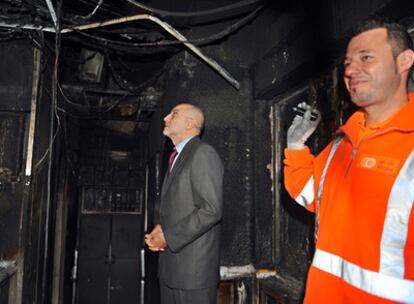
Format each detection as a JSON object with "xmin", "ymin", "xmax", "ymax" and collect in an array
[
  {"xmin": 295, "ymin": 176, "xmax": 314, "ymax": 207},
  {"xmin": 380, "ymin": 150, "xmax": 414, "ymax": 278},
  {"xmin": 313, "ymin": 249, "xmax": 414, "ymax": 303},
  {"xmin": 315, "ymin": 135, "xmax": 344, "ymax": 239}
]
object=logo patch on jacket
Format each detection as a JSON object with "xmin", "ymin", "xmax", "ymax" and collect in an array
[{"xmin": 358, "ymin": 155, "xmax": 400, "ymax": 174}]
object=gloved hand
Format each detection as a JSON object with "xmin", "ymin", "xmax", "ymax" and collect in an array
[{"xmin": 287, "ymin": 102, "xmax": 321, "ymax": 150}]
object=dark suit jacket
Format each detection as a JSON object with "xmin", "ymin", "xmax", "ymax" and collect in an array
[{"xmin": 158, "ymin": 137, "xmax": 224, "ymax": 290}]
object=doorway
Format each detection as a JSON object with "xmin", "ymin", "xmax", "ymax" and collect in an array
[{"xmin": 75, "ymin": 190, "xmax": 144, "ymax": 304}]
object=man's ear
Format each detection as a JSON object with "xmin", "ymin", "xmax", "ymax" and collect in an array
[
  {"xmin": 186, "ymin": 118, "xmax": 195, "ymax": 130},
  {"xmin": 397, "ymin": 49, "xmax": 414, "ymax": 74}
]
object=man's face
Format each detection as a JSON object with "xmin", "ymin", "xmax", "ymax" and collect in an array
[
  {"xmin": 343, "ymin": 28, "xmax": 400, "ymax": 108},
  {"xmin": 163, "ymin": 104, "xmax": 192, "ymax": 140}
]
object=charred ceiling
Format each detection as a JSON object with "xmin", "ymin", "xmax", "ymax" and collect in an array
[{"xmin": 0, "ymin": 0, "xmax": 264, "ymax": 128}]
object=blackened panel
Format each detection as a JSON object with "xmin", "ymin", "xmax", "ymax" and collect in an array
[
  {"xmin": 275, "ymin": 89, "xmax": 314, "ymax": 281},
  {"xmin": 144, "ymin": 154, "xmax": 161, "ymax": 304},
  {"xmin": 111, "ymin": 214, "xmax": 141, "ymax": 259},
  {"xmin": 76, "ymin": 258, "xmax": 108, "ymax": 304},
  {"xmin": 253, "ymin": 20, "xmax": 324, "ymax": 99},
  {"xmin": 95, "ymin": 167, "xmax": 114, "ymax": 186},
  {"xmin": 252, "ymin": 101, "xmax": 273, "ymax": 268},
  {"xmin": 78, "ymin": 214, "xmax": 110, "ymax": 260},
  {"xmin": 0, "ymin": 40, "xmax": 33, "ymax": 111},
  {"xmin": 0, "ymin": 278, "xmax": 9, "ymax": 303},
  {"xmin": 21, "ymin": 42, "xmax": 55, "ymax": 304},
  {"xmin": 278, "ymin": 189, "xmax": 313, "ymax": 280},
  {"xmin": 109, "ymin": 259, "xmax": 140, "ymax": 304},
  {"xmin": 83, "ymin": 187, "xmax": 110, "ymax": 212},
  {"xmin": 22, "ymin": 174, "xmax": 47, "ymax": 303},
  {"xmin": 0, "ymin": 185, "xmax": 24, "ymax": 257},
  {"xmin": 0, "ymin": 113, "xmax": 27, "ymax": 181},
  {"xmin": 189, "ymin": 68, "xmax": 254, "ymax": 266},
  {"xmin": 146, "ymin": 153, "xmax": 161, "ymax": 229},
  {"xmin": 77, "ymin": 215, "xmax": 110, "ymax": 303},
  {"xmin": 218, "ymin": 126, "xmax": 252, "ymax": 265},
  {"xmin": 256, "ymin": 275, "xmax": 303, "ymax": 304},
  {"xmin": 113, "ymin": 169, "xmax": 129, "ymax": 186},
  {"xmin": 78, "ymin": 166, "xmax": 95, "ymax": 186},
  {"xmin": 62, "ymin": 172, "xmax": 80, "ymax": 304}
]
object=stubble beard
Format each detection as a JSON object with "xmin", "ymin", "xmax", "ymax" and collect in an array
[{"xmin": 349, "ymin": 87, "xmax": 372, "ymax": 107}]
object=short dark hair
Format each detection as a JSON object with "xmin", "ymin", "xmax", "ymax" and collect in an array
[
  {"xmin": 351, "ymin": 19, "xmax": 413, "ymax": 80},
  {"xmin": 352, "ymin": 19, "xmax": 413, "ymax": 57}
]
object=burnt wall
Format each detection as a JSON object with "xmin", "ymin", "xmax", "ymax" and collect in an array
[
  {"xmin": 0, "ymin": 40, "xmax": 35, "ymax": 303},
  {"xmin": 0, "ymin": 38, "xmax": 64, "ymax": 303},
  {"xmin": 252, "ymin": 100, "xmax": 273, "ymax": 268},
  {"xmin": 0, "ymin": 40, "xmax": 33, "ymax": 261},
  {"xmin": 21, "ymin": 43, "xmax": 62, "ymax": 303}
]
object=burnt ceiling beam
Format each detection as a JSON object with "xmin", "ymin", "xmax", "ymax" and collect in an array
[
  {"xmin": 61, "ymin": 84, "xmax": 140, "ymax": 96},
  {"xmin": 125, "ymin": 0, "xmax": 263, "ymax": 26},
  {"xmin": 58, "ymin": 84, "xmax": 159, "ymax": 123},
  {"xmin": 0, "ymin": 13, "xmax": 241, "ymax": 90},
  {"xmin": 44, "ymin": 0, "xmax": 58, "ymax": 28},
  {"xmin": 60, "ymin": 14, "xmax": 241, "ymax": 89}
]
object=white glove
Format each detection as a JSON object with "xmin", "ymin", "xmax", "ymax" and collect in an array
[{"xmin": 287, "ymin": 102, "xmax": 321, "ymax": 150}]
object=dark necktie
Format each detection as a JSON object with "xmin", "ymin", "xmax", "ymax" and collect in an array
[{"xmin": 167, "ymin": 148, "xmax": 178, "ymax": 172}]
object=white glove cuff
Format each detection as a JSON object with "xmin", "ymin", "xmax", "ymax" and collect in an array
[{"xmin": 287, "ymin": 142, "xmax": 306, "ymax": 150}]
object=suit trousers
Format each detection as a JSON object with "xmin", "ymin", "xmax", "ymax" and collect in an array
[{"xmin": 160, "ymin": 280, "xmax": 217, "ymax": 304}]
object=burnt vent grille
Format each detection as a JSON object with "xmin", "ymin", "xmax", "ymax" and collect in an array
[{"xmin": 82, "ymin": 186, "xmax": 143, "ymax": 214}]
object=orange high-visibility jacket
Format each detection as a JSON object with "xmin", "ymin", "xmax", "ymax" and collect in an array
[{"xmin": 284, "ymin": 93, "xmax": 414, "ymax": 304}]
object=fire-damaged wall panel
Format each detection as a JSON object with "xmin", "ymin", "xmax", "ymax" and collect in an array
[
  {"xmin": 76, "ymin": 214, "xmax": 142, "ymax": 304},
  {"xmin": 0, "ymin": 41, "xmax": 33, "ymax": 112},
  {"xmin": 0, "ymin": 113, "xmax": 26, "ymax": 190},
  {"xmin": 0, "ymin": 39, "xmax": 35, "ymax": 304},
  {"xmin": 20, "ymin": 42, "xmax": 62, "ymax": 304},
  {"xmin": 0, "ymin": 113, "xmax": 27, "ymax": 268},
  {"xmin": 252, "ymin": 101, "xmax": 273, "ymax": 269},
  {"xmin": 272, "ymin": 87, "xmax": 314, "ymax": 287}
]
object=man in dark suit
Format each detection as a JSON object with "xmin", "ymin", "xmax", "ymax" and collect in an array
[{"xmin": 145, "ymin": 103, "xmax": 224, "ymax": 304}]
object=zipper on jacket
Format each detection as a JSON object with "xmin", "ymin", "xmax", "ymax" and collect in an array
[
  {"xmin": 345, "ymin": 146, "xmax": 357, "ymax": 177},
  {"xmin": 341, "ymin": 126, "xmax": 414, "ymax": 177}
]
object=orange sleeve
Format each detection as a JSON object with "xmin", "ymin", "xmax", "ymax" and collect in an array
[{"xmin": 283, "ymin": 147, "xmax": 316, "ymax": 212}]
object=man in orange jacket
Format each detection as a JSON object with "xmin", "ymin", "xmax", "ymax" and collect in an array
[{"xmin": 284, "ymin": 20, "xmax": 414, "ymax": 303}]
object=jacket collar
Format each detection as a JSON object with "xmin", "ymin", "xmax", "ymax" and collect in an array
[
  {"xmin": 339, "ymin": 92, "xmax": 414, "ymax": 141},
  {"xmin": 161, "ymin": 136, "xmax": 200, "ymax": 195}
]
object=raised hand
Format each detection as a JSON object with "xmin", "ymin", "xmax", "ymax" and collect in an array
[{"xmin": 287, "ymin": 102, "xmax": 321, "ymax": 150}]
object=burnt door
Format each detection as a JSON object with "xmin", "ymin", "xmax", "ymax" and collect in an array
[{"xmin": 76, "ymin": 186, "xmax": 144, "ymax": 304}]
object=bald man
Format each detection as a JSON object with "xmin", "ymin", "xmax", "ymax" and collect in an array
[{"xmin": 145, "ymin": 103, "xmax": 224, "ymax": 304}]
